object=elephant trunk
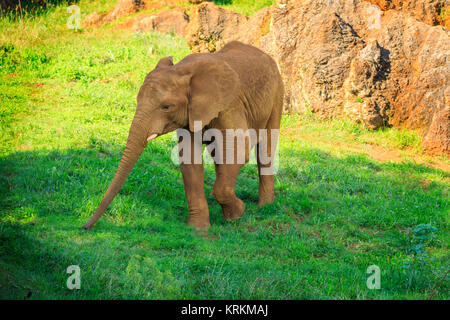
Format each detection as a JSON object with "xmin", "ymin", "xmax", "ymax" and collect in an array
[{"xmin": 82, "ymin": 117, "xmax": 148, "ymax": 230}]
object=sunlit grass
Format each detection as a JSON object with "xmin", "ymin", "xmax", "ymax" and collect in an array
[{"xmin": 213, "ymin": 0, "xmax": 276, "ymax": 16}]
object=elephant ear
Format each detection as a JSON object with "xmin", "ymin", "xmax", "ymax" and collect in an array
[
  {"xmin": 186, "ymin": 58, "xmax": 240, "ymax": 132},
  {"xmin": 155, "ymin": 56, "xmax": 173, "ymax": 69}
]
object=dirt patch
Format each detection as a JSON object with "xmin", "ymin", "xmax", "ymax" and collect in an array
[
  {"xmin": 114, "ymin": 9, "xmax": 190, "ymax": 36},
  {"xmin": 95, "ymin": 72, "xmax": 135, "ymax": 84},
  {"xmin": 194, "ymin": 229, "xmax": 219, "ymax": 240},
  {"xmin": 367, "ymin": 145, "xmax": 404, "ymax": 163},
  {"xmin": 22, "ymin": 83, "xmax": 44, "ymax": 88},
  {"xmin": 283, "ymin": 207, "xmax": 311, "ymax": 222},
  {"xmin": 282, "ymin": 126, "xmax": 450, "ymax": 172},
  {"xmin": 17, "ymin": 145, "xmax": 32, "ymax": 151},
  {"xmin": 83, "ymin": 0, "xmax": 190, "ymax": 28},
  {"xmin": 420, "ymin": 179, "xmax": 432, "ymax": 190}
]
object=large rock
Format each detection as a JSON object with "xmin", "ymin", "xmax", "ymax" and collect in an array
[
  {"xmin": 83, "ymin": 0, "xmax": 190, "ymax": 27},
  {"xmin": 185, "ymin": 3, "xmax": 249, "ymax": 52},
  {"xmin": 422, "ymin": 107, "xmax": 450, "ymax": 153},
  {"xmin": 102, "ymin": 0, "xmax": 145, "ymax": 24},
  {"xmin": 82, "ymin": 11, "xmax": 106, "ymax": 28},
  {"xmin": 367, "ymin": 0, "xmax": 449, "ymax": 27},
  {"xmin": 185, "ymin": 0, "xmax": 450, "ymax": 153},
  {"xmin": 115, "ymin": 9, "xmax": 190, "ymax": 36}
]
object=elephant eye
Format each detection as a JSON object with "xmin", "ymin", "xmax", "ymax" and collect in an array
[{"xmin": 161, "ymin": 105, "xmax": 170, "ymax": 110}]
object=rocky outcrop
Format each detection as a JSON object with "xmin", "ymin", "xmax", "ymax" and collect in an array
[
  {"xmin": 83, "ymin": 0, "xmax": 189, "ymax": 27},
  {"xmin": 367, "ymin": 0, "xmax": 449, "ymax": 28},
  {"xmin": 185, "ymin": 0, "xmax": 450, "ymax": 153},
  {"xmin": 186, "ymin": 4, "xmax": 249, "ymax": 52},
  {"xmin": 343, "ymin": 39, "xmax": 390, "ymax": 129},
  {"xmin": 115, "ymin": 9, "xmax": 190, "ymax": 36},
  {"xmin": 82, "ymin": 11, "xmax": 105, "ymax": 27},
  {"xmin": 422, "ymin": 107, "xmax": 450, "ymax": 153},
  {"xmin": 83, "ymin": 0, "xmax": 143, "ymax": 27},
  {"xmin": 102, "ymin": 0, "xmax": 145, "ymax": 23}
]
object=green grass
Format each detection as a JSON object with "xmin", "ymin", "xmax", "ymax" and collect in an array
[
  {"xmin": 213, "ymin": 0, "xmax": 276, "ymax": 16},
  {"xmin": 0, "ymin": 1, "xmax": 449, "ymax": 300}
]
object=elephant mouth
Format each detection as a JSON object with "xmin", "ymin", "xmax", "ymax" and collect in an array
[{"xmin": 147, "ymin": 133, "xmax": 158, "ymax": 142}]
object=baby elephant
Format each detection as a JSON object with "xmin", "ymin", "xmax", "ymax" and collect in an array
[{"xmin": 83, "ymin": 41, "xmax": 284, "ymax": 230}]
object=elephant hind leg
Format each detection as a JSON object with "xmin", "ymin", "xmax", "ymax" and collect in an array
[
  {"xmin": 256, "ymin": 145, "xmax": 275, "ymax": 207},
  {"xmin": 257, "ymin": 107, "xmax": 281, "ymax": 206},
  {"xmin": 212, "ymin": 163, "xmax": 246, "ymax": 221}
]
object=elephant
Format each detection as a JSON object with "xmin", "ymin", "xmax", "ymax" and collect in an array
[{"xmin": 82, "ymin": 41, "xmax": 284, "ymax": 230}]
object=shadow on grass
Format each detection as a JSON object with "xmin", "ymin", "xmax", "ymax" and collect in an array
[
  {"xmin": 0, "ymin": 141, "xmax": 448, "ymax": 298},
  {"xmin": 0, "ymin": 0, "xmax": 80, "ymax": 17},
  {"xmin": 1, "ymin": 140, "xmax": 448, "ymax": 237},
  {"xmin": 213, "ymin": 0, "xmax": 233, "ymax": 5}
]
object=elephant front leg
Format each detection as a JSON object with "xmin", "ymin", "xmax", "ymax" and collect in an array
[
  {"xmin": 178, "ymin": 129, "xmax": 210, "ymax": 229},
  {"xmin": 180, "ymin": 163, "xmax": 211, "ymax": 229},
  {"xmin": 212, "ymin": 164, "xmax": 246, "ymax": 221}
]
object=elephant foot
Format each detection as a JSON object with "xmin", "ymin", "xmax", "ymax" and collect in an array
[
  {"xmin": 258, "ymin": 195, "xmax": 274, "ymax": 207},
  {"xmin": 187, "ymin": 216, "xmax": 211, "ymax": 229},
  {"xmin": 221, "ymin": 198, "xmax": 245, "ymax": 221}
]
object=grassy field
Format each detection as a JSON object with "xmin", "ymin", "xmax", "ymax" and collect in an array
[{"xmin": 0, "ymin": 1, "xmax": 449, "ymax": 299}]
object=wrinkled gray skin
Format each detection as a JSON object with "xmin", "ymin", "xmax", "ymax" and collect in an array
[{"xmin": 83, "ymin": 41, "xmax": 284, "ymax": 230}]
